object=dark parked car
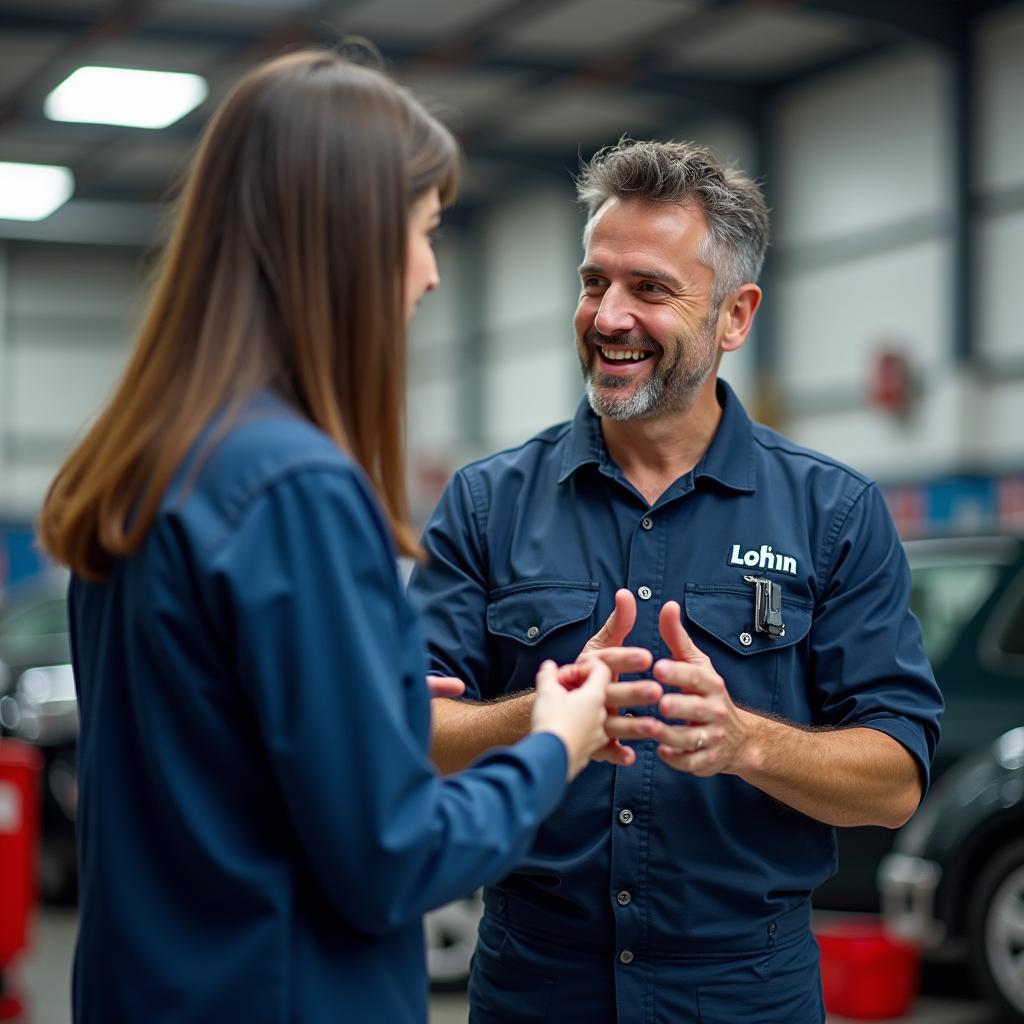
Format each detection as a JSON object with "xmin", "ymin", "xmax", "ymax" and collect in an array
[
  {"xmin": 815, "ymin": 533, "xmax": 1024, "ymax": 914},
  {"xmin": 875, "ymin": 534, "xmax": 1024, "ymax": 1021},
  {"xmin": 0, "ymin": 572, "xmax": 78, "ymax": 904},
  {"xmin": 880, "ymin": 727, "xmax": 1024, "ymax": 1021}
]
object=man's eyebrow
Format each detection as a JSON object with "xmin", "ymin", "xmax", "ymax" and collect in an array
[
  {"xmin": 628, "ymin": 267, "xmax": 684, "ymax": 289},
  {"xmin": 577, "ymin": 263, "xmax": 684, "ymax": 290}
]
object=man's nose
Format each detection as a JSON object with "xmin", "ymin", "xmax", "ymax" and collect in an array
[{"xmin": 594, "ymin": 287, "xmax": 635, "ymax": 335}]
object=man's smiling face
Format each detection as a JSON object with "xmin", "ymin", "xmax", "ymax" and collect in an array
[{"xmin": 575, "ymin": 197, "xmax": 723, "ymax": 421}]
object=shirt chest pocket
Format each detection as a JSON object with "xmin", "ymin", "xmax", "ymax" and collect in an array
[
  {"xmin": 683, "ymin": 584, "xmax": 815, "ymax": 720},
  {"xmin": 485, "ymin": 581, "xmax": 601, "ymax": 695}
]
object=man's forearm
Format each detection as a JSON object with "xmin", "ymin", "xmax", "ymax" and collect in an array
[
  {"xmin": 430, "ymin": 691, "xmax": 536, "ymax": 774},
  {"xmin": 733, "ymin": 713, "xmax": 922, "ymax": 829}
]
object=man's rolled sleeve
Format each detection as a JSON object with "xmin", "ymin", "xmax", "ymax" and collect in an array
[{"xmin": 812, "ymin": 482, "xmax": 943, "ymax": 792}]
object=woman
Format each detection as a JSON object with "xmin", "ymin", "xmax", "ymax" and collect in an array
[{"xmin": 38, "ymin": 50, "xmax": 612, "ymax": 1023}]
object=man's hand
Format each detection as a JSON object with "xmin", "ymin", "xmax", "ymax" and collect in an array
[
  {"xmin": 652, "ymin": 601, "xmax": 749, "ymax": 776},
  {"xmin": 578, "ymin": 587, "xmax": 662, "ymax": 766},
  {"xmin": 426, "ymin": 676, "xmax": 466, "ymax": 699},
  {"xmin": 651, "ymin": 602, "xmax": 923, "ymax": 826}
]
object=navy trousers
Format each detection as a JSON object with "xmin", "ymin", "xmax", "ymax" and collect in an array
[{"xmin": 468, "ymin": 913, "xmax": 826, "ymax": 1024}]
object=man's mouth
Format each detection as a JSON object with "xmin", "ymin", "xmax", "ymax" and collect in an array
[{"xmin": 597, "ymin": 345, "xmax": 654, "ymax": 364}]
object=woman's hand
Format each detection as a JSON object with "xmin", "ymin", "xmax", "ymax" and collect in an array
[
  {"xmin": 577, "ymin": 587, "xmax": 662, "ymax": 764},
  {"xmin": 426, "ymin": 675, "xmax": 466, "ymax": 699},
  {"xmin": 531, "ymin": 658, "xmax": 612, "ymax": 780}
]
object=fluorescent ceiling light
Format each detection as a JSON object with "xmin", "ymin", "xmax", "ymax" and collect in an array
[
  {"xmin": 0, "ymin": 162, "xmax": 75, "ymax": 221},
  {"xmin": 44, "ymin": 66, "xmax": 208, "ymax": 129}
]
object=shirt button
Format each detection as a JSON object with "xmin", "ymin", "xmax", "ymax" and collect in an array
[
  {"xmin": 637, "ymin": 586, "xmax": 652, "ymax": 601},
  {"xmin": 526, "ymin": 625, "xmax": 540, "ymax": 640},
  {"xmin": 619, "ymin": 949, "xmax": 634, "ymax": 964},
  {"xmin": 618, "ymin": 808, "xmax": 634, "ymax": 825},
  {"xmin": 616, "ymin": 890, "xmax": 632, "ymax": 906},
  {"xmin": 641, "ymin": 517, "xmax": 653, "ymax": 531},
  {"xmin": 739, "ymin": 632, "xmax": 753, "ymax": 647}
]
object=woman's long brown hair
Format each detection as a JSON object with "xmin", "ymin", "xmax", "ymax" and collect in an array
[{"xmin": 38, "ymin": 50, "xmax": 459, "ymax": 577}]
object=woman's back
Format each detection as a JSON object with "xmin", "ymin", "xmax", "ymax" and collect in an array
[
  {"xmin": 70, "ymin": 394, "xmax": 424, "ymax": 1020},
  {"xmin": 70, "ymin": 393, "xmax": 570, "ymax": 1022}
]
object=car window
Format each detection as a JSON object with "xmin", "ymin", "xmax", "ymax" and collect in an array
[{"xmin": 910, "ymin": 563, "xmax": 1002, "ymax": 664}]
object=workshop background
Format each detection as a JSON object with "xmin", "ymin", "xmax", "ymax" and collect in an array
[{"xmin": 0, "ymin": 1, "xmax": 1022, "ymax": 1023}]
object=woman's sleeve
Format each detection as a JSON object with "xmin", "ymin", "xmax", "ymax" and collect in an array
[{"xmin": 211, "ymin": 465, "xmax": 567, "ymax": 935}]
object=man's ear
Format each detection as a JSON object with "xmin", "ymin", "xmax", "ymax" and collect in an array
[{"xmin": 718, "ymin": 284, "xmax": 762, "ymax": 353}]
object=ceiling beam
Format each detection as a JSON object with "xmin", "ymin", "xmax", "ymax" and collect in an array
[
  {"xmin": 798, "ymin": 0, "xmax": 992, "ymax": 50},
  {"xmin": 0, "ymin": 0, "xmax": 1015, "ymax": 213}
]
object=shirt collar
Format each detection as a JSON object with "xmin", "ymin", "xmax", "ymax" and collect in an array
[{"xmin": 558, "ymin": 378, "xmax": 756, "ymax": 493}]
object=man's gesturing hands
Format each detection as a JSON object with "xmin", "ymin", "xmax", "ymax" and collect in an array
[
  {"xmin": 429, "ymin": 589, "xmax": 749, "ymax": 780},
  {"xmin": 578, "ymin": 591, "xmax": 749, "ymax": 776}
]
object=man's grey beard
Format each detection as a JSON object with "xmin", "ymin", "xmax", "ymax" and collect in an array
[{"xmin": 580, "ymin": 311, "xmax": 719, "ymax": 421}]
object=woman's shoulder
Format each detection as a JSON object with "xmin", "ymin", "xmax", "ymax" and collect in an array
[
  {"xmin": 218, "ymin": 393, "xmax": 348, "ymax": 478},
  {"xmin": 164, "ymin": 391, "xmax": 370, "ymax": 542}
]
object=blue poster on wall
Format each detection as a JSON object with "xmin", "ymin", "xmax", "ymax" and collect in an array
[
  {"xmin": 881, "ymin": 473, "xmax": 1024, "ymax": 539},
  {"xmin": 0, "ymin": 521, "xmax": 46, "ymax": 590}
]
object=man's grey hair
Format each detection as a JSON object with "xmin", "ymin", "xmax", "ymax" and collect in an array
[{"xmin": 576, "ymin": 139, "xmax": 769, "ymax": 304}]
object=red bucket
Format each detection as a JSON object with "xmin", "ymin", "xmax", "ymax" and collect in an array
[{"xmin": 816, "ymin": 919, "xmax": 920, "ymax": 1019}]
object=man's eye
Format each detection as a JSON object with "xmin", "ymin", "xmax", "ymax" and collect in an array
[
  {"xmin": 637, "ymin": 281, "xmax": 665, "ymax": 294},
  {"xmin": 582, "ymin": 277, "xmax": 604, "ymax": 289}
]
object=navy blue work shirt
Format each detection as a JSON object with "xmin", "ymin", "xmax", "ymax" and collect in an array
[
  {"xmin": 68, "ymin": 392, "xmax": 568, "ymax": 1024},
  {"xmin": 408, "ymin": 380, "xmax": 942, "ymax": 1013}
]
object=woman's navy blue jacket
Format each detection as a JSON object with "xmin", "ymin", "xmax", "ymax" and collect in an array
[{"xmin": 68, "ymin": 392, "xmax": 568, "ymax": 1023}]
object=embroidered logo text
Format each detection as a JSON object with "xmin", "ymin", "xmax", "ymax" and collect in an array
[{"xmin": 729, "ymin": 544, "xmax": 798, "ymax": 576}]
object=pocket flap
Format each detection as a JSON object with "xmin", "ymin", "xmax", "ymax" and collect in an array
[
  {"xmin": 684, "ymin": 585, "xmax": 813, "ymax": 656},
  {"xmin": 487, "ymin": 581, "xmax": 600, "ymax": 646}
]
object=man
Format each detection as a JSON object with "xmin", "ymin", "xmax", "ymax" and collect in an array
[{"xmin": 408, "ymin": 140, "xmax": 942, "ymax": 1023}]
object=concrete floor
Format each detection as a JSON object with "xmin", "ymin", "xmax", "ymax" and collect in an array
[{"xmin": 9, "ymin": 908, "xmax": 1000, "ymax": 1024}]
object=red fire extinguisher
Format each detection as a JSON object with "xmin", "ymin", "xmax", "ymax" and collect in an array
[{"xmin": 0, "ymin": 739, "xmax": 43, "ymax": 1020}]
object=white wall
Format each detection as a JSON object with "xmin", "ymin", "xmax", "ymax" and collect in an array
[
  {"xmin": 479, "ymin": 184, "xmax": 580, "ymax": 451},
  {"xmin": 975, "ymin": 2, "xmax": 1024, "ymax": 467},
  {"xmin": 405, "ymin": 184, "xmax": 582, "ymax": 519},
  {"xmin": 0, "ymin": 242, "xmax": 143, "ymax": 517},
  {"xmin": 407, "ymin": 233, "xmax": 466, "ymax": 454},
  {"xmin": 770, "ymin": 44, "xmax": 960, "ymax": 476},
  {"xmin": 768, "ymin": 9, "xmax": 1024, "ymax": 479},
  {"xmin": 773, "ymin": 49, "xmax": 951, "ymax": 247}
]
